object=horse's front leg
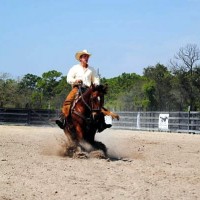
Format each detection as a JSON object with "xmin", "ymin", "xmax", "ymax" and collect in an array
[
  {"xmin": 75, "ymin": 124, "xmax": 84, "ymax": 141},
  {"xmin": 64, "ymin": 128, "xmax": 74, "ymax": 144},
  {"xmin": 101, "ymin": 107, "xmax": 119, "ymax": 120}
]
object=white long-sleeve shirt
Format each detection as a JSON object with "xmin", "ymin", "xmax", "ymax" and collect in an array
[{"xmin": 67, "ymin": 64, "xmax": 100, "ymax": 87}]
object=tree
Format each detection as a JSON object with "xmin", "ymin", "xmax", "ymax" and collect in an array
[
  {"xmin": 143, "ymin": 64, "xmax": 173, "ymax": 111},
  {"xmin": 142, "ymin": 80, "xmax": 156, "ymax": 110},
  {"xmin": 19, "ymin": 73, "xmax": 41, "ymax": 90},
  {"xmin": 170, "ymin": 44, "xmax": 200, "ymax": 75},
  {"xmin": 18, "ymin": 74, "xmax": 41, "ymax": 108},
  {"xmin": 170, "ymin": 44, "xmax": 200, "ymax": 110},
  {"xmin": 36, "ymin": 70, "xmax": 63, "ymax": 109},
  {"xmin": 101, "ymin": 73, "xmax": 143, "ymax": 111},
  {"xmin": 0, "ymin": 73, "xmax": 18, "ymax": 108},
  {"xmin": 192, "ymin": 66, "xmax": 200, "ymax": 110},
  {"xmin": 0, "ymin": 73, "xmax": 10, "ymax": 107},
  {"xmin": 51, "ymin": 75, "xmax": 71, "ymax": 109}
]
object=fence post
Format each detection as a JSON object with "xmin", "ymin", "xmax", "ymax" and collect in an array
[
  {"xmin": 136, "ymin": 111, "xmax": 140, "ymax": 129},
  {"xmin": 27, "ymin": 109, "xmax": 31, "ymax": 125},
  {"xmin": 188, "ymin": 106, "xmax": 190, "ymax": 133}
]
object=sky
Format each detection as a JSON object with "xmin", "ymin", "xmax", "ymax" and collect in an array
[{"xmin": 0, "ymin": 0, "xmax": 200, "ymax": 79}]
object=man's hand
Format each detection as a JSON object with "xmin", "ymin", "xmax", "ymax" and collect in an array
[{"xmin": 75, "ymin": 79, "xmax": 83, "ymax": 84}]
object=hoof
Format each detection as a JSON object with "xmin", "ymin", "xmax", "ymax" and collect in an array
[
  {"xmin": 73, "ymin": 151, "xmax": 89, "ymax": 159},
  {"xmin": 64, "ymin": 145, "xmax": 77, "ymax": 157},
  {"xmin": 89, "ymin": 150, "xmax": 107, "ymax": 159}
]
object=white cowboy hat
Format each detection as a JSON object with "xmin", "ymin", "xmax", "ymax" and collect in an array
[{"xmin": 75, "ymin": 49, "xmax": 91, "ymax": 61}]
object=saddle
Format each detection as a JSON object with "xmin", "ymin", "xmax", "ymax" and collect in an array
[{"xmin": 70, "ymin": 86, "xmax": 111, "ymax": 133}]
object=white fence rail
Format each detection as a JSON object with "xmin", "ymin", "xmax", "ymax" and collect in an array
[{"xmin": 112, "ymin": 111, "xmax": 200, "ymax": 134}]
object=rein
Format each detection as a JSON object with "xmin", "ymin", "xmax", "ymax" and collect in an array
[
  {"xmin": 71, "ymin": 84, "xmax": 102, "ymax": 121},
  {"xmin": 78, "ymin": 85, "xmax": 91, "ymax": 111}
]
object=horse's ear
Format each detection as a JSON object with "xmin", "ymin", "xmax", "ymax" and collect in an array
[
  {"xmin": 91, "ymin": 83, "xmax": 95, "ymax": 90},
  {"xmin": 103, "ymin": 84, "xmax": 108, "ymax": 94}
]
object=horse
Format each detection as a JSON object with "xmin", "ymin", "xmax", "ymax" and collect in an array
[{"xmin": 63, "ymin": 84, "xmax": 119, "ymax": 157}]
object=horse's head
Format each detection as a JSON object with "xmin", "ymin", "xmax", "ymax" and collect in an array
[
  {"xmin": 89, "ymin": 84, "xmax": 108, "ymax": 117},
  {"xmin": 73, "ymin": 84, "xmax": 108, "ymax": 120}
]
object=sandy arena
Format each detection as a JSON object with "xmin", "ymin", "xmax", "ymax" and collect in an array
[{"xmin": 0, "ymin": 125, "xmax": 200, "ymax": 200}]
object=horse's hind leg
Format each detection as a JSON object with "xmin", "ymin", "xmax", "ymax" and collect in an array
[{"xmin": 93, "ymin": 141, "xmax": 107, "ymax": 155}]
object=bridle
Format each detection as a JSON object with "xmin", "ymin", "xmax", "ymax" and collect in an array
[{"xmin": 72, "ymin": 85, "xmax": 103, "ymax": 121}]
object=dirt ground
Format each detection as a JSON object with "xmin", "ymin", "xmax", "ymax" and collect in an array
[{"xmin": 0, "ymin": 125, "xmax": 200, "ymax": 200}]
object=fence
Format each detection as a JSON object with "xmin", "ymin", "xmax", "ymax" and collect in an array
[
  {"xmin": 112, "ymin": 111, "xmax": 200, "ymax": 134},
  {"xmin": 0, "ymin": 108, "xmax": 200, "ymax": 134},
  {"xmin": 0, "ymin": 108, "xmax": 59, "ymax": 126}
]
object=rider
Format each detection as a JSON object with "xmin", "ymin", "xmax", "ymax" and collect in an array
[{"xmin": 56, "ymin": 49, "xmax": 111, "ymax": 130}]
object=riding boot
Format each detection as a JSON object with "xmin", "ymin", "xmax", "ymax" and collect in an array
[
  {"xmin": 55, "ymin": 113, "xmax": 66, "ymax": 129},
  {"xmin": 56, "ymin": 87, "xmax": 78, "ymax": 129},
  {"xmin": 98, "ymin": 122, "xmax": 112, "ymax": 133},
  {"xmin": 56, "ymin": 104, "xmax": 71, "ymax": 129},
  {"xmin": 97, "ymin": 113, "xmax": 112, "ymax": 133}
]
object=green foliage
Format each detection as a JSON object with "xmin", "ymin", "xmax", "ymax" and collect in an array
[
  {"xmin": 19, "ymin": 73, "xmax": 41, "ymax": 90},
  {"xmin": 143, "ymin": 64, "xmax": 174, "ymax": 111},
  {"xmin": 37, "ymin": 70, "xmax": 62, "ymax": 98},
  {"xmin": 0, "ymin": 73, "xmax": 19, "ymax": 108},
  {"xmin": 103, "ymin": 73, "xmax": 157, "ymax": 111},
  {"xmin": 143, "ymin": 81, "xmax": 156, "ymax": 110},
  {"xmin": 1, "ymin": 62, "xmax": 200, "ymax": 111}
]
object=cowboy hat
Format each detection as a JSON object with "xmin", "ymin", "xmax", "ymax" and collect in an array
[{"xmin": 75, "ymin": 49, "xmax": 91, "ymax": 61}]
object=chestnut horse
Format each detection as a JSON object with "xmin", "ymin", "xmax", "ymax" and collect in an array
[{"xmin": 64, "ymin": 84, "xmax": 119, "ymax": 151}]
